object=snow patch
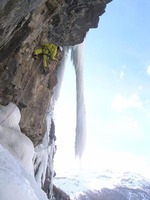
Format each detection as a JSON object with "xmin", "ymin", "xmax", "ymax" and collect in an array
[
  {"xmin": 0, "ymin": 102, "xmax": 34, "ymax": 175},
  {"xmin": 0, "ymin": 144, "xmax": 48, "ymax": 200},
  {"xmin": 0, "ymin": 102, "xmax": 48, "ymax": 200},
  {"xmin": 0, "ymin": 103, "xmax": 21, "ymax": 130}
]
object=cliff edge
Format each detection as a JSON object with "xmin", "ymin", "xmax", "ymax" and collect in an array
[{"xmin": 0, "ymin": 0, "xmax": 111, "ymax": 145}]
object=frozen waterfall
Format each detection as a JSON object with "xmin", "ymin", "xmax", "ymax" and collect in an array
[
  {"xmin": 71, "ymin": 43, "xmax": 86, "ymax": 158},
  {"xmin": 54, "ymin": 44, "xmax": 86, "ymax": 159}
]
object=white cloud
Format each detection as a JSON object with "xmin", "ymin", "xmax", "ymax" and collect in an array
[
  {"xmin": 147, "ymin": 111, "xmax": 150, "ymax": 119},
  {"xmin": 112, "ymin": 70, "xmax": 125, "ymax": 80},
  {"xmin": 110, "ymin": 116, "xmax": 140, "ymax": 137},
  {"xmin": 112, "ymin": 70, "xmax": 117, "ymax": 77},
  {"xmin": 82, "ymin": 149, "xmax": 150, "ymax": 179},
  {"xmin": 138, "ymin": 85, "xmax": 143, "ymax": 90},
  {"xmin": 112, "ymin": 94, "xmax": 143, "ymax": 112},
  {"xmin": 146, "ymin": 65, "xmax": 150, "ymax": 75},
  {"xmin": 119, "ymin": 71, "xmax": 124, "ymax": 80}
]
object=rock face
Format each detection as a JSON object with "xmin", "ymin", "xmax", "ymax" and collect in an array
[
  {"xmin": 48, "ymin": 0, "xmax": 112, "ymax": 45},
  {"xmin": 0, "ymin": 0, "xmax": 111, "ymax": 145},
  {"xmin": 76, "ymin": 187, "xmax": 150, "ymax": 200},
  {"xmin": 0, "ymin": 0, "xmax": 112, "ymax": 197},
  {"xmin": 53, "ymin": 185, "xmax": 71, "ymax": 200},
  {"xmin": 0, "ymin": 0, "xmax": 111, "ymax": 195},
  {"xmin": 0, "ymin": 0, "xmax": 59, "ymax": 145}
]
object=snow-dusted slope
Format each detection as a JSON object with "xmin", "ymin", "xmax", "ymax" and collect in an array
[{"xmin": 54, "ymin": 169, "xmax": 150, "ymax": 200}]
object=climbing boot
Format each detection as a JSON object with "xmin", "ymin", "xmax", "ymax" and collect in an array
[{"xmin": 43, "ymin": 67, "xmax": 49, "ymax": 75}]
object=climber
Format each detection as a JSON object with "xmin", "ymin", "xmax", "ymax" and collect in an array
[{"xmin": 32, "ymin": 43, "xmax": 59, "ymax": 74}]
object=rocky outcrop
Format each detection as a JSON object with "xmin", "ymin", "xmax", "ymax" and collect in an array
[
  {"xmin": 75, "ymin": 187, "xmax": 150, "ymax": 200},
  {"xmin": 53, "ymin": 185, "xmax": 71, "ymax": 200},
  {"xmin": 0, "ymin": 0, "xmax": 111, "ymax": 145},
  {"xmin": 48, "ymin": 0, "xmax": 112, "ymax": 45},
  {"xmin": 0, "ymin": 0, "xmax": 112, "ymax": 62},
  {"xmin": 0, "ymin": 0, "xmax": 112, "ymax": 197}
]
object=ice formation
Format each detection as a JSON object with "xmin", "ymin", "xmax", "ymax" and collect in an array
[
  {"xmin": 0, "ymin": 144, "xmax": 48, "ymax": 200},
  {"xmin": 0, "ymin": 102, "xmax": 48, "ymax": 200},
  {"xmin": 0, "ymin": 102, "xmax": 34, "ymax": 175},
  {"xmin": 71, "ymin": 43, "xmax": 86, "ymax": 158}
]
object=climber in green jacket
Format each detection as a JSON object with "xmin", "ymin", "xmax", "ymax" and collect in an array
[{"xmin": 32, "ymin": 43, "xmax": 59, "ymax": 73}]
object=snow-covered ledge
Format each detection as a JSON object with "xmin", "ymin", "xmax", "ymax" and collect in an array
[{"xmin": 0, "ymin": 102, "xmax": 48, "ymax": 200}]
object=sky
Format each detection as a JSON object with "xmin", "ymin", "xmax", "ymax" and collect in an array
[{"xmin": 54, "ymin": 0, "xmax": 150, "ymax": 177}]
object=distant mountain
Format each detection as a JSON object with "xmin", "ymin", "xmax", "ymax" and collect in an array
[
  {"xmin": 74, "ymin": 186, "xmax": 150, "ymax": 200},
  {"xmin": 53, "ymin": 170, "xmax": 150, "ymax": 200}
]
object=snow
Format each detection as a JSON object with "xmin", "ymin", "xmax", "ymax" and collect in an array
[
  {"xmin": 0, "ymin": 102, "xmax": 34, "ymax": 175},
  {"xmin": 0, "ymin": 102, "xmax": 48, "ymax": 200},
  {"xmin": 0, "ymin": 102, "xmax": 21, "ymax": 131},
  {"xmin": 54, "ymin": 169, "xmax": 115, "ymax": 197},
  {"xmin": 0, "ymin": 124, "xmax": 34, "ymax": 174},
  {"xmin": 54, "ymin": 169, "xmax": 150, "ymax": 199},
  {"xmin": 0, "ymin": 144, "xmax": 48, "ymax": 200}
]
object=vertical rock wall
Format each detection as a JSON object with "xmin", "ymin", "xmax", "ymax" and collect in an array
[
  {"xmin": 0, "ymin": 0, "xmax": 112, "ymax": 198},
  {"xmin": 0, "ymin": 0, "xmax": 111, "ymax": 144}
]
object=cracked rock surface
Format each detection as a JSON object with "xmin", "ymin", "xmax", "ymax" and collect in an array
[{"xmin": 0, "ymin": 0, "xmax": 111, "ymax": 145}]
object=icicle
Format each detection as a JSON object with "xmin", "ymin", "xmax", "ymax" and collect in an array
[
  {"xmin": 54, "ymin": 47, "xmax": 69, "ymax": 102},
  {"xmin": 33, "ymin": 47, "xmax": 70, "ymax": 197},
  {"xmin": 71, "ymin": 43, "xmax": 86, "ymax": 159},
  {"xmin": 33, "ymin": 94, "xmax": 58, "ymax": 199},
  {"xmin": 34, "ymin": 101, "xmax": 53, "ymax": 187}
]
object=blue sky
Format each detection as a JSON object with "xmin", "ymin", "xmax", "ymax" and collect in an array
[{"xmin": 54, "ymin": 0, "xmax": 150, "ymax": 176}]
